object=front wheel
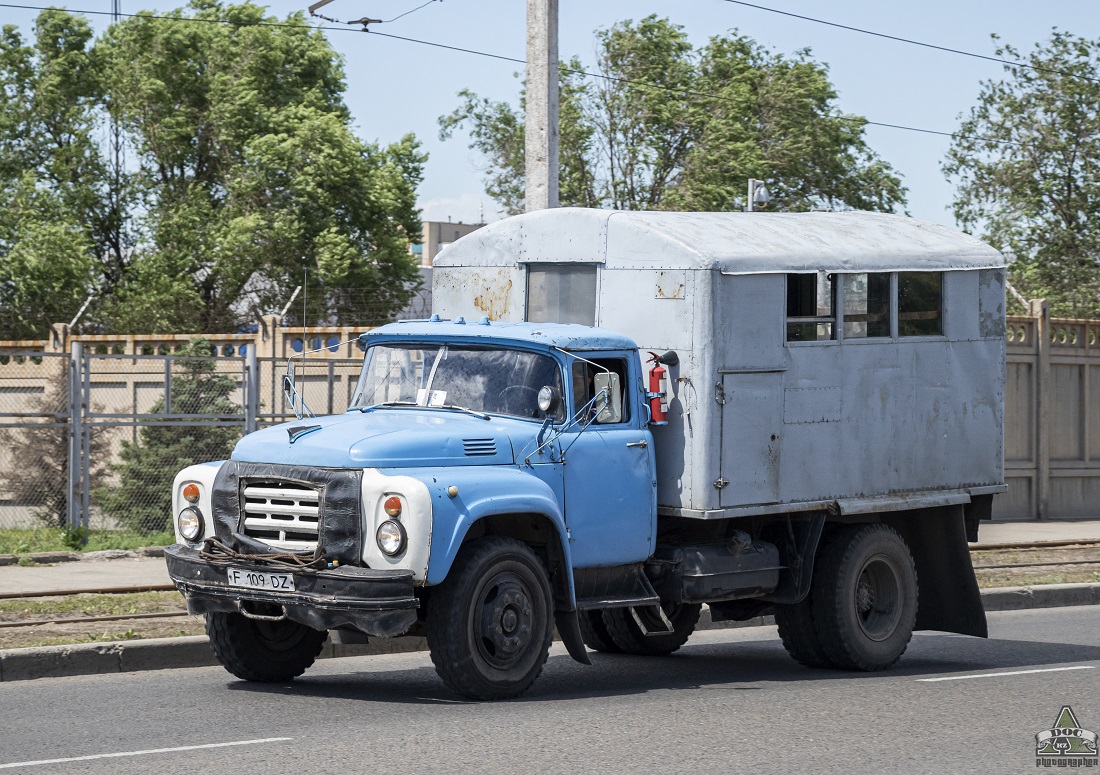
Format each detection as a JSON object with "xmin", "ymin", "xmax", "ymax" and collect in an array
[
  {"xmin": 204, "ymin": 611, "xmax": 327, "ymax": 682},
  {"xmin": 427, "ymin": 537, "xmax": 554, "ymax": 700},
  {"xmin": 811, "ymin": 524, "xmax": 918, "ymax": 671}
]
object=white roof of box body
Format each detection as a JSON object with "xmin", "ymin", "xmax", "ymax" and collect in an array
[{"xmin": 433, "ymin": 207, "xmax": 1005, "ymax": 274}]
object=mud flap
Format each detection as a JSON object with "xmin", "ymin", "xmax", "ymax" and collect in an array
[
  {"xmin": 554, "ymin": 610, "xmax": 592, "ymax": 665},
  {"xmin": 886, "ymin": 505, "xmax": 988, "ymax": 638}
]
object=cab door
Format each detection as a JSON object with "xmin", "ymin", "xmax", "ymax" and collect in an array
[{"xmin": 561, "ymin": 353, "xmax": 656, "ymax": 567}]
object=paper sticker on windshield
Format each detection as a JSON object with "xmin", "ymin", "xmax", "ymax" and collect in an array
[
  {"xmin": 428, "ymin": 390, "xmax": 447, "ymax": 406},
  {"xmin": 416, "ymin": 388, "xmax": 429, "ymax": 406}
]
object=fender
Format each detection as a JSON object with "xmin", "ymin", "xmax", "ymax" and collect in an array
[{"xmin": 401, "ymin": 466, "xmax": 576, "ymax": 606}]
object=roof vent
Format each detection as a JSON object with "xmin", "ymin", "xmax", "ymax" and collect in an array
[{"xmin": 463, "ymin": 438, "xmax": 497, "ymax": 457}]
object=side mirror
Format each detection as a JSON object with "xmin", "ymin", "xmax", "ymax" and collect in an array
[
  {"xmin": 537, "ymin": 385, "xmax": 562, "ymax": 417},
  {"xmin": 593, "ymin": 372, "xmax": 622, "ymax": 423}
]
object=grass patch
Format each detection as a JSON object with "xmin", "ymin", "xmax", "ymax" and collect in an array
[
  {"xmin": 1, "ymin": 621, "xmax": 205, "ymax": 650},
  {"xmin": 0, "ymin": 591, "xmax": 184, "ymax": 619},
  {"xmin": 0, "ymin": 527, "xmax": 173, "ymax": 555}
]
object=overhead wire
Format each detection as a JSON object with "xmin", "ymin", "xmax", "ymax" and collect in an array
[
  {"xmin": 381, "ymin": 0, "xmax": 442, "ymax": 25},
  {"xmin": 715, "ymin": 0, "xmax": 1098, "ymax": 84},
  {"xmin": 0, "ymin": 1, "xmax": 1018, "ymax": 145}
]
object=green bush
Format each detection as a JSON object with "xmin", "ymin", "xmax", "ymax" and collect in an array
[{"xmin": 94, "ymin": 338, "xmax": 241, "ymax": 534}]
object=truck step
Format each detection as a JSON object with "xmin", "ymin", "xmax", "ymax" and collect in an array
[
  {"xmin": 630, "ymin": 604, "xmax": 675, "ymax": 635},
  {"xmin": 575, "ymin": 593, "xmax": 661, "ymax": 611},
  {"xmin": 574, "ymin": 564, "xmax": 662, "ymax": 612}
]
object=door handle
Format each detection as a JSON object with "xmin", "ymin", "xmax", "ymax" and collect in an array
[{"xmin": 626, "ymin": 440, "xmax": 648, "ymax": 448}]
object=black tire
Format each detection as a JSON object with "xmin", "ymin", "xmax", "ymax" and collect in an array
[
  {"xmin": 204, "ymin": 611, "xmax": 327, "ymax": 682},
  {"xmin": 427, "ymin": 537, "xmax": 554, "ymax": 700},
  {"xmin": 602, "ymin": 602, "xmax": 702, "ymax": 656},
  {"xmin": 810, "ymin": 524, "xmax": 918, "ymax": 671},
  {"xmin": 578, "ymin": 609, "xmax": 623, "ymax": 653},
  {"xmin": 774, "ymin": 592, "xmax": 833, "ymax": 669}
]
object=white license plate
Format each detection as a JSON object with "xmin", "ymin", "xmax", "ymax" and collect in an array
[{"xmin": 226, "ymin": 567, "xmax": 295, "ymax": 592}]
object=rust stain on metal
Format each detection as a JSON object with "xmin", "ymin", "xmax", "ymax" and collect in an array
[
  {"xmin": 655, "ymin": 270, "xmax": 686, "ymax": 299},
  {"xmin": 472, "ymin": 277, "xmax": 512, "ymax": 319}
]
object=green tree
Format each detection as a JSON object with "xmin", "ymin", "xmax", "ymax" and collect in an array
[
  {"xmin": 0, "ymin": 11, "xmax": 117, "ymax": 339},
  {"xmin": 94, "ymin": 339, "xmax": 240, "ymax": 534},
  {"xmin": 0, "ymin": 175, "xmax": 94, "ymax": 339},
  {"xmin": 440, "ymin": 16, "xmax": 905, "ymax": 215},
  {"xmin": 0, "ymin": 3, "xmax": 425, "ymax": 338},
  {"xmin": 96, "ymin": 0, "xmax": 425, "ymax": 331},
  {"xmin": 944, "ymin": 32, "xmax": 1100, "ymax": 317}
]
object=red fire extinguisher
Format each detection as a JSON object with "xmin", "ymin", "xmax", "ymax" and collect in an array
[{"xmin": 647, "ymin": 351, "xmax": 676, "ymax": 425}]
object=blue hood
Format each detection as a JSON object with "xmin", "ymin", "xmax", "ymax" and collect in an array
[{"xmin": 231, "ymin": 409, "xmax": 527, "ymax": 468}]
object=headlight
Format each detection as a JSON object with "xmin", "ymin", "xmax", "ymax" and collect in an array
[
  {"xmin": 376, "ymin": 520, "xmax": 407, "ymax": 556},
  {"xmin": 177, "ymin": 507, "xmax": 204, "ymax": 542}
]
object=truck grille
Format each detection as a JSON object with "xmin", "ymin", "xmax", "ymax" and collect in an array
[{"xmin": 240, "ymin": 481, "xmax": 321, "ymax": 552}]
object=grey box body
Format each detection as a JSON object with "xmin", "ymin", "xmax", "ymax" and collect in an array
[{"xmin": 432, "ymin": 208, "xmax": 1007, "ymax": 520}]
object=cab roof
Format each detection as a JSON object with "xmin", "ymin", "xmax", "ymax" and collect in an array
[
  {"xmin": 362, "ymin": 319, "xmax": 638, "ymax": 351},
  {"xmin": 433, "ymin": 207, "xmax": 1005, "ymax": 274}
]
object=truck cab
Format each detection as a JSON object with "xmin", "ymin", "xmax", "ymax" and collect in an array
[{"xmin": 166, "ymin": 208, "xmax": 1006, "ymax": 700}]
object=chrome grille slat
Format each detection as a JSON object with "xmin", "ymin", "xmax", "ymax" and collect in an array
[{"xmin": 241, "ymin": 482, "xmax": 321, "ymax": 551}]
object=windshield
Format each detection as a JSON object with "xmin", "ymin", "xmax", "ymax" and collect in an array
[{"xmin": 352, "ymin": 344, "xmax": 564, "ymax": 421}]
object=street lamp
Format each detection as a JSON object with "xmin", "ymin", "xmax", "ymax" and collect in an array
[{"xmin": 746, "ymin": 179, "xmax": 770, "ymax": 212}]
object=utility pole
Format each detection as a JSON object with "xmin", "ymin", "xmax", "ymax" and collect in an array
[{"xmin": 525, "ymin": 0, "xmax": 558, "ymax": 211}]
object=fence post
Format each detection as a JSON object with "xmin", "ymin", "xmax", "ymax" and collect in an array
[
  {"xmin": 66, "ymin": 342, "xmax": 83, "ymax": 532},
  {"xmin": 258, "ymin": 314, "xmax": 280, "ymax": 359},
  {"xmin": 1030, "ymin": 298, "xmax": 1050, "ymax": 520},
  {"xmin": 49, "ymin": 323, "xmax": 69, "ymax": 354},
  {"xmin": 245, "ymin": 346, "xmax": 259, "ymax": 434}
]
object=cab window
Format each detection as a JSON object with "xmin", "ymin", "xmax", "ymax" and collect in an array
[{"xmin": 571, "ymin": 358, "xmax": 629, "ymax": 424}]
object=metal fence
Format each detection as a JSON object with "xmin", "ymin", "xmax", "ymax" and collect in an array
[
  {"xmin": 4, "ymin": 303, "xmax": 1100, "ymax": 533},
  {"xmin": 0, "ymin": 346, "xmax": 362, "ymax": 537}
]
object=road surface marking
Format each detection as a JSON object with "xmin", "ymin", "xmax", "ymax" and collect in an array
[
  {"xmin": 917, "ymin": 666, "xmax": 1095, "ymax": 682},
  {"xmin": 0, "ymin": 738, "xmax": 293, "ymax": 769}
]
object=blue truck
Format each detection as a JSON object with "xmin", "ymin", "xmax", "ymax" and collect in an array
[{"xmin": 166, "ymin": 208, "xmax": 1007, "ymax": 700}]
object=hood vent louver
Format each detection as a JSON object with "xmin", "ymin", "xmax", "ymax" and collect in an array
[{"xmin": 463, "ymin": 438, "xmax": 497, "ymax": 457}]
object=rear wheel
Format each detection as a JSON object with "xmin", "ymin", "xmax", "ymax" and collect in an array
[
  {"xmin": 204, "ymin": 611, "xmax": 327, "ymax": 682},
  {"xmin": 811, "ymin": 524, "xmax": 918, "ymax": 671},
  {"xmin": 427, "ymin": 537, "xmax": 554, "ymax": 700},
  {"xmin": 602, "ymin": 602, "xmax": 702, "ymax": 656},
  {"xmin": 578, "ymin": 609, "xmax": 623, "ymax": 653},
  {"xmin": 774, "ymin": 591, "xmax": 833, "ymax": 669}
]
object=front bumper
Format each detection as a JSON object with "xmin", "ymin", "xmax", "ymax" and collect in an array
[{"xmin": 165, "ymin": 544, "xmax": 419, "ymax": 637}]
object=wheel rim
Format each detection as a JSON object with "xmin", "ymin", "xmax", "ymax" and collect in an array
[
  {"xmin": 473, "ymin": 570, "xmax": 537, "ymax": 670},
  {"xmin": 854, "ymin": 553, "xmax": 903, "ymax": 641}
]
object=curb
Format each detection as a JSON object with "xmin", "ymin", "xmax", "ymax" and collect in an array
[
  {"xmin": 978, "ymin": 582, "xmax": 1100, "ymax": 611},
  {"xmin": 2, "ymin": 583, "xmax": 1097, "ymax": 683}
]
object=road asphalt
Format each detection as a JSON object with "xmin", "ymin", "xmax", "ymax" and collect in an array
[{"xmin": 1, "ymin": 519, "xmax": 1098, "ymax": 682}]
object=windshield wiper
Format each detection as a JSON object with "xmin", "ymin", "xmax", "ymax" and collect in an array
[
  {"xmin": 358, "ymin": 401, "xmax": 490, "ymax": 420},
  {"xmin": 434, "ymin": 404, "xmax": 491, "ymax": 420},
  {"xmin": 358, "ymin": 400, "xmax": 420, "ymax": 413}
]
